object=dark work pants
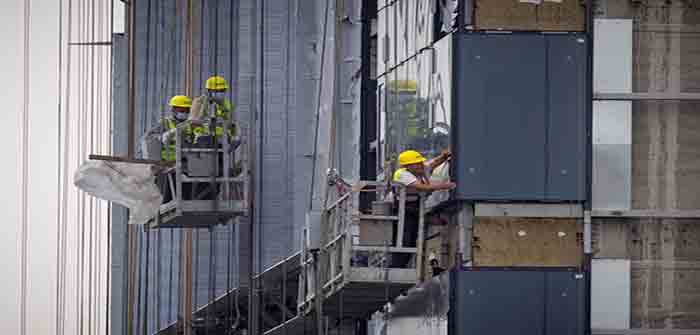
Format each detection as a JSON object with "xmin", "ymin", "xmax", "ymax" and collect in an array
[{"xmin": 391, "ymin": 201, "xmax": 420, "ymax": 268}]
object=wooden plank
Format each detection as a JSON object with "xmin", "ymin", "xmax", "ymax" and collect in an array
[
  {"xmin": 474, "ymin": 0, "xmax": 538, "ymax": 31},
  {"xmin": 537, "ymin": 0, "xmax": 585, "ymax": 31},
  {"xmin": 472, "ymin": 217, "xmax": 583, "ymax": 266},
  {"xmin": 89, "ymin": 154, "xmax": 173, "ymax": 167},
  {"xmin": 473, "ymin": 0, "xmax": 584, "ymax": 31}
]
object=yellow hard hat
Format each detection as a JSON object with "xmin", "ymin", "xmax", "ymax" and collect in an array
[
  {"xmin": 206, "ymin": 75, "xmax": 229, "ymax": 91},
  {"xmin": 388, "ymin": 80, "xmax": 417, "ymax": 92},
  {"xmin": 169, "ymin": 95, "xmax": 192, "ymax": 108},
  {"xmin": 398, "ymin": 150, "xmax": 426, "ymax": 166}
]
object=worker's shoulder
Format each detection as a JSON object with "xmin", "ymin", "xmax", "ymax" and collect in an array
[{"xmin": 392, "ymin": 168, "xmax": 416, "ymax": 184}]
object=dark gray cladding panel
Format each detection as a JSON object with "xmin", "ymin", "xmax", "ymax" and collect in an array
[
  {"xmin": 547, "ymin": 35, "xmax": 588, "ymax": 201},
  {"xmin": 546, "ymin": 271, "xmax": 587, "ymax": 335},
  {"xmin": 450, "ymin": 270, "xmax": 546, "ymax": 335},
  {"xmin": 453, "ymin": 33, "xmax": 547, "ymax": 200},
  {"xmin": 450, "ymin": 269, "xmax": 586, "ymax": 335},
  {"xmin": 452, "ymin": 33, "xmax": 588, "ymax": 201}
]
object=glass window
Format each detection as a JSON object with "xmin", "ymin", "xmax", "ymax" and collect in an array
[{"xmin": 377, "ymin": 4, "xmax": 387, "ymax": 76}]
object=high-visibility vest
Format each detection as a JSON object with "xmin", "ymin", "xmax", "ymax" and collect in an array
[
  {"xmin": 214, "ymin": 98, "xmax": 234, "ymax": 120},
  {"xmin": 202, "ymin": 98, "xmax": 235, "ymax": 120},
  {"xmin": 197, "ymin": 97, "xmax": 236, "ymax": 138},
  {"xmin": 392, "ymin": 168, "xmax": 427, "ymax": 202},
  {"xmin": 161, "ymin": 119, "xmax": 195, "ymax": 161}
]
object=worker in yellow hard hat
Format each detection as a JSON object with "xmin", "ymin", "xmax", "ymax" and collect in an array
[
  {"xmin": 158, "ymin": 95, "xmax": 197, "ymax": 203},
  {"xmin": 393, "ymin": 149, "xmax": 454, "ymax": 193},
  {"xmin": 205, "ymin": 75, "xmax": 234, "ymax": 120},
  {"xmin": 195, "ymin": 76, "xmax": 236, "ymax": 137},
  {"xmin": 390, "ymin": 149, "xmax": 454, "ymax": 267},
  {"xmin": 197, "ymin": 75, "xmax": 242, "ymax": 180},
  {"xmin": 161, "ymin": 95, "xmax": 195, "ymax": 162}
]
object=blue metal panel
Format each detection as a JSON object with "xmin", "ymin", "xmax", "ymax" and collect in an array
[
  {"xmin": 450, "ymin": 269, "xmax": 586, "ymax": 335},
  {"xmin": 453, "ymin": 33, "xmax": 547, "ymax": 200},
  {"xmin": 546, "ymin": 35, "xmax": 588, "ymax": 201},
  {"xmin": 546, "ymin": 271, "xmax": 586, "ymax": 335},
  {"xmin": 450, "ymin": 270, "xmax": 546, "ymax": 335},
  {"xmin": 452, "ymin": 33, "xmax": 589, "ymax": 201}
]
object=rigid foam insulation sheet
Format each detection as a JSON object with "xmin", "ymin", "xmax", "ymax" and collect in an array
[
  {"xmin": 473, "ymin": 217, "xmax": 583, "ymax": 267},
  {"xmin": 593, "ymin": 218, "xmax": 700, "ymax": 328},
  {"xmin": 471, "ymin": 0, "xmax": 585, "ymax": 31}
]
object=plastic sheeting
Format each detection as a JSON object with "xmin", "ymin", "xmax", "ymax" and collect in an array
[
  {"xmin": 74, "ymin": 160, "xmax": 162, "ymax": 225},
  {"xmin": 426, "ymin": 162, "xmax": 450, "ymax": 208}
]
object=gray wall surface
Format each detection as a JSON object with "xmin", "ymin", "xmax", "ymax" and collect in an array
[{"xmin": 452, "ymin": 33, "xmax": 588, "ymax": 201}]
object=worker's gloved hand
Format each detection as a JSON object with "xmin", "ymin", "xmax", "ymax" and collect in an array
[
  {"xmin": 209, "ymin": 96, "xmax": 224, "ymax": 106},
  {"xmin": 441, "ymin": 181, "xmax": 456, "ymax": 190},
  {"xmin": 161, "ymin": 129, "xmax": 176, "ymax": 144}
]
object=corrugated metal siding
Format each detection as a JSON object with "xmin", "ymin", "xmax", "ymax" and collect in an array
[
  {"xmin": 112, "ymin": 0, "xmax": 362, "ymax": 332},
  {"xmin": 258, "ymin": 0, "xmax": 296, "ymax": 268},
  {"xmin": 110, "ymin": 33, "xmax": 128, "ymax": 335}
]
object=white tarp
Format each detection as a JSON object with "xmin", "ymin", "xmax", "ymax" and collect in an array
[
  {"xmin": 426, "ymin": 161, "xmax": 450, "ymax": 208},
  {"xmin": 74, "ymin": 160, "xmax": 162, "ymax": 225}
]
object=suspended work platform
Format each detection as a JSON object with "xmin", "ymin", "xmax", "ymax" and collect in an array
[
  {"xmin": 298, "ymin": 181, "xmax": 422, "ymax": 319},
  {"xmin": 149, "ymin": 123, "xmax": 248, "ymax": 229},
  {"xmin": 153, "ymin": 182, "xmax": 427, "ymax": 335}
]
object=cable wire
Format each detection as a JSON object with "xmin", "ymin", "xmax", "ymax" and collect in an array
[
  {"xmin": 19, "ymin": 0, "xmax": 31, "ymax": 333},
  {"xmin": 55, "ymin": 0, "xmax": 65, "ymax": 334},
  {"xmin": 308, "ymin": 0, "xmax": 332, "ymax": 212}
]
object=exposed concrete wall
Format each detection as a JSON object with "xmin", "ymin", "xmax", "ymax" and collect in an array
[
  {"xmin": 593, "ymin": 219, "xmax": 700, "ymax": 328},
  {"xmin": 593, "ymin": 2, "xmax": 700, "ymax": 328},
  {"xmin": 629, "ymin": 0, "xmax": 700, "ymax": 210}
]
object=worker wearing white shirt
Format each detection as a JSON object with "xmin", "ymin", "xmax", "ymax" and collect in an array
[{"xmin": 390, "ymin": 149, "xmax": 455, "ymax": 267}]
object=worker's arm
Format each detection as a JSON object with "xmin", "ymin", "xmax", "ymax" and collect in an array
[
  {"xmin": 428, "ymin": 150, "xmax": 451, "ymax": 170},
  {"xmin": 407, "ymin": 180, "xmax": 456, "ymax": 192}
]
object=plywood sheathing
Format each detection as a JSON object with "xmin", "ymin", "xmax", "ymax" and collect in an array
[
  {"xmin": 473, "ymin": 0, "xmax": 585, "ymax": 31},
  {"xmin": 631, "ymin": 0, "xmax": 700, "ymax": 210},
  {"xmin": 472, "ymin": 217, "xmax": 583, "ymax": 267},
  {"xmin": 593, "ymin": 218, "xmax": 700, "ymax": 328}
]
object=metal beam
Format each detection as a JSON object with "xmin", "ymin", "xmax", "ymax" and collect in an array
[
  {"xmin": 593, "ymin": 329, "xmax": 700, "ymax": 335},
  {"xmin": 89, "ymin": 154, "xmax": 173, "ymax": 166},
  {"xmin": 69, "ymin": 41, "xmax": 113, "ymax": 46},
  {"xmin": 474, "ymin": 203, "xmax": 584, "ymax": 218},
  {"xmin": 592, "ymin": 209, "xmax": 700, "ymax": 218},
  {"xmin": 594, "ymin": 92, "xmax": 700, "ymax": 101}
]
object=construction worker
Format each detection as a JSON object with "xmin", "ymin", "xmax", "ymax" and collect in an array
[
  {"xmin": 393, "ymin": 149, "xmax": 454, "ymax": 193},
  {"xmin": 160, "ymin": 95, "xmax": 195, "ymax": 203},
  {"xmin": 391, "ymin": 149, "xmax": 455, "ymax": 267},
  {"xmin": 161, "ymin": 95, "xmax": 194, "ymax": 161},
  {"xmin": 195, "ymin": 75, "xmax": 236, "ymax": 141}
]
